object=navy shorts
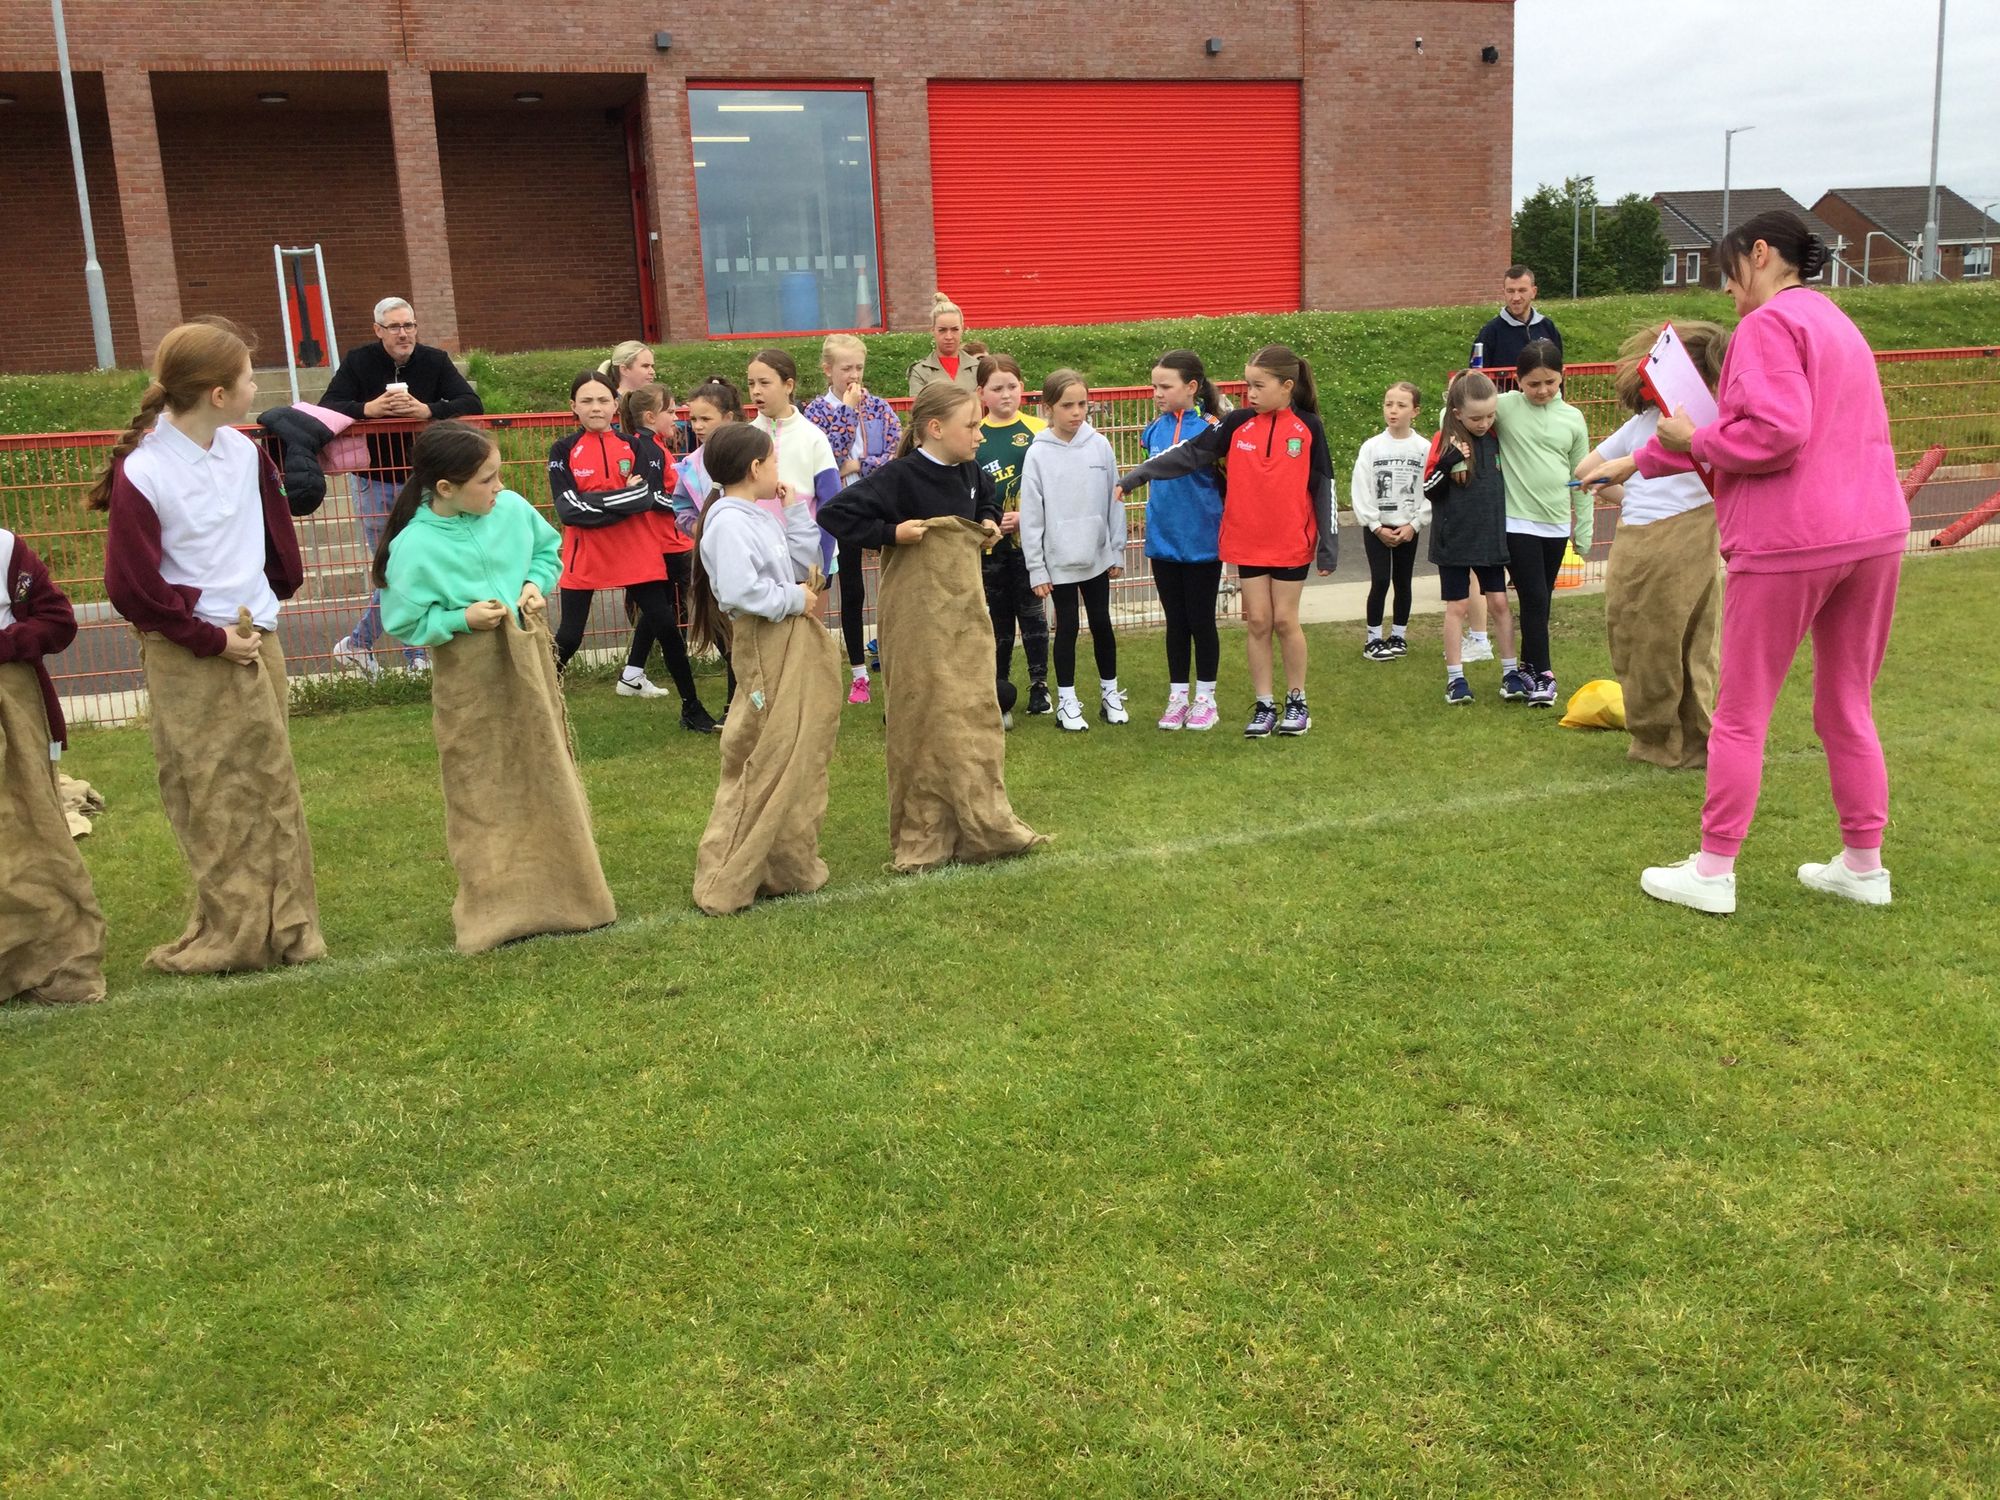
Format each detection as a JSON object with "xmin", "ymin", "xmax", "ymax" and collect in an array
[
  {"xmin": 1438, "ymin": 563, "xmax": 1507, "ymax": 602},
  {"xmin": 1236, "ymin": 564, "xmax": 1309, "ymax": 582}
]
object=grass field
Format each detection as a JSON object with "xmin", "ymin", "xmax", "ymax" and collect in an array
[{"xmin": 5, "ymin": 553, "xmax": 1999, "ymax": 1496}]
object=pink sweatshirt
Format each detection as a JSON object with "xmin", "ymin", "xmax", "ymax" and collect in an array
[{"xmin": 1635, "ymin": 287, "xmax": 1906, "ymax": 574}]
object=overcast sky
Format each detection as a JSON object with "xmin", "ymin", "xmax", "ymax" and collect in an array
[{"xmin": 1512, "ymin": 0, "xmax": 2000, "ymax": 218}]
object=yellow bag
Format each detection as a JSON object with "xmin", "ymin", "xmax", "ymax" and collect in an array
[{"xmin": 1559, "ymin": 678, "xmax": 1626, "ymax": 731}]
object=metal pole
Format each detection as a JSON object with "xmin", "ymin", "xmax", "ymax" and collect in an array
[
  {"xmin": 1923, "ymin": 0, "xmax": 1946, "ymax": 280},
  {"xmin": 1572, "ymin": 185, "xmax": 1581, "ymax": 299},
  {"xmin": 1722, "ymin": 125, "xmax": 1755, "ymax": 242},
  {"xmin": 274, "ymin": 245, "xmax": 301, "ymax": 405},
  {"xmin": 1982, "ymin": 202, "xmax": 1998, "ymax": 281},
  {"xmin": 52, "ymin": 0, "xmax": 115, "ymax": 368}
]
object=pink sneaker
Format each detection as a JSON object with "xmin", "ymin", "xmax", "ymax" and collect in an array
[
  {"xmin": 1157, "ymin": 696, "xmax": 1190, "ymax": 730},
  {"xmin": 1184, "ymin": 697, "xmax": 1219, "ymax": 732},
  {"xmin": 846, "ymin": 676, "xmax": 871, "ymax": 706}
]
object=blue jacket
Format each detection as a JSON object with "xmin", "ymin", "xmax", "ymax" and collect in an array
[{"xmin": 1139, "ymin": 410, "xmax": 1224, "ymax": 562}]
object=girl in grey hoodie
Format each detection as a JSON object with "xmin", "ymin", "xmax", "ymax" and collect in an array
[{"xmin": 1020, "ymin": 369, "xmax": 1129, "ymax": 730}]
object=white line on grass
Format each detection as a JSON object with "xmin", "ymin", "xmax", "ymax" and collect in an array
[{"xmin": 53, "ymin": 768, "xmax": 1646, "ymax": 1013}]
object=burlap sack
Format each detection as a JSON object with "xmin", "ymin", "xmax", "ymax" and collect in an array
[
  {"xmin": 692, "ymin": 607, "xmax": 843, "ymax": 915},
  {"xmin": 138, "ymin": 629, "xmax": 326, "ymax": 973},
  {"xmin": 430, "ymin": 609, "xmax": 617, "ymax": 952},
  {"xmin": 0, "ymin": 663, "xmax": 107, "ymax": 1003},
  {"xmin": 1604, "ymin": 503, "xmax": 1722, "ymax": 771},
  {"xmin": 877, "ymin": 517, "xmax": 1048, "ymax": 873},
  {"xmin": 59, "ymin": 772, "xmax": 105, "ymax": 838}
]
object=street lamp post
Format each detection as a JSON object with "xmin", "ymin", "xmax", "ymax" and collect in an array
[
  {"xmin": 51, "ymin": 0, "xmax": 115, "ymax": 368},
  {"xmin": 1922, "ymin": 0, "xmax": 1947, "ymax": 281},
  {"xmin": 1981, "ymin": 201, "xmax": 1998, "ymax": 282},
  {"xmin": 1722, "ymin": 124, "xmax": 1756, "ymax": 243},
  {"xmin": 1571, "ymin": 175, "xmax": 1594, "ymax": 300}
]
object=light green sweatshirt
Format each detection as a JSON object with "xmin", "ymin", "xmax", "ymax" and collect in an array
[
  {"xmin": 381, "ymin": 489, "xmax": 562, "ymax": 647},
  {"xmin": 1496, "ymin": 390, "xmax": 1594, "ymax": 550}
]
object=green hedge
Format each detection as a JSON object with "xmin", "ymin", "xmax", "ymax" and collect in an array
[{"xmin": 7, "ymin": 284, "xmax": 1997, "ymax": 452}]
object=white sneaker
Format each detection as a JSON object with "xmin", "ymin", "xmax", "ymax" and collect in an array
[
  {"xmin": 1055, "ymin": 697, "xmax": 1090, "ymax": 733},
  {"xmin": 332, "ymin": 634, "xmax": 381, "ymax": 680},
  {"xmin": 1461, "ymin": 635, "xmax": 1494, "ymax": 664},
  {"xmin": 617, "ymin": 672, "xmax": 670, "ymax": 699},
  {"xmin": 1001, "ymin": 710, "xmax": 1015, "ymax": 731},
  {"xmin": 1798, "ymin": 856, "xmax": 1892, "ymax": 906},
  {"xmin": 1099, "ymin": 687, "xmax": 1130, "ymax": 725},
  {"xmin": 1640, "ymin": 855, "xmax": 1736, "ymax": 915}
]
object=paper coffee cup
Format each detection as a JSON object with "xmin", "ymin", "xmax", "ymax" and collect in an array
[{"xmin": 386, "ymin": 382, "xmax": 409, "ymax": 394}]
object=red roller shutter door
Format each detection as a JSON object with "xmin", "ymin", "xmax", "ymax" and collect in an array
[{"xmin": 927, "ymin": 81, "xmax": 1300, "ymax": 327}]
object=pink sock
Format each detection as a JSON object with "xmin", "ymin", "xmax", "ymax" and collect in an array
[
  {"xmin": 1695, "ymin": 851, "xmax": 1735, "ymax": 878},
  {"xmin": 1841, "ymin": 846, "xmax": 1883, "ymax": 874}
]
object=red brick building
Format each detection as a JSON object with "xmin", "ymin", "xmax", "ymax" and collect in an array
[{"xmin": 0, "ymin": 1, "xmax": 1517, "ymax": 374}]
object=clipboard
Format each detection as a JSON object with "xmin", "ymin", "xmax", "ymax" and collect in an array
[{"xmin": 1638, "ymin": 323, "xmax": 1718, "ymax": 494}]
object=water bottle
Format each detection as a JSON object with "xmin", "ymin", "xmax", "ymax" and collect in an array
[{"xmin": 1470, "ymin": 342, "xmax": 1484, "ymax": 370}]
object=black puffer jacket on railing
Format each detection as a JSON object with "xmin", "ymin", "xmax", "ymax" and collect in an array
[{"xmin": 257, "ymin": 404, "xmax": 335, "ymax": 516}]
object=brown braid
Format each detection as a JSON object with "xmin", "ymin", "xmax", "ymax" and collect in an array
[{"xmin": 85, "ymin": 383, "xmax": 169, "ymax": 511}]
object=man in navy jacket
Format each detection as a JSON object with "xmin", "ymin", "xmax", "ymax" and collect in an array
[
  {"xmin": 320, "ymin": 296, "xmax": 483, "ymax": 675},
  {"xmin": 1471, "ymin": 265, "xmax": 1565, "ymax": 375}
]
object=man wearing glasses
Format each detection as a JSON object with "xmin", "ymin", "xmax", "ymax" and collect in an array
[{"xmin": 322, "ymin": 296, "xmax": 484, "ymax": 676}]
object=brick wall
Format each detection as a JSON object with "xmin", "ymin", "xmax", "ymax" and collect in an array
[
  {"xmin": 0, "ymin": 0, "xmax": 1518, "ymax": 369},
  {"xmin": 155, "ymin": 101, "xmax": 411, "ymax": 364},
  {"xmin": 0, "ymin": 84, "xmax": 141, "ymax": 371},
  {"xmin": 436, "ymin": 104, "xmax": 640, "ymax": 353}
]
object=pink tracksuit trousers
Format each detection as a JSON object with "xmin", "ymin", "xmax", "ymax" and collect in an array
[{"xmin": 1637, "ymin": 287, "xmax": 1909, "ymax": 861}]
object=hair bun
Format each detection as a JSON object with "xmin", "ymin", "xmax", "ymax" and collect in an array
[{"xmin": 1801, "ymin": 233, "xmax": 1829, "ymax": 279}]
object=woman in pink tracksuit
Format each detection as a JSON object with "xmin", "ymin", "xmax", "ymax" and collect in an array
[{"xmin": 1615, "ymin": 210, "xmax": 1907, "ymax": 915}]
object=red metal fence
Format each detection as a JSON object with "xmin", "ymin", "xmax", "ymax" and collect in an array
[{"xmin": 5, "ymin": 354, "xmax": 1997, "ymax": 727}]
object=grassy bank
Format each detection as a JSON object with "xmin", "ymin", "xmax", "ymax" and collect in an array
[
  {"xmin": 6, "ymin": 282, "xmax": 1996, "ymax": 447},
  {"xmin": 4, "ymin": 553, "xmax": 1998, "ymax": 1495}
]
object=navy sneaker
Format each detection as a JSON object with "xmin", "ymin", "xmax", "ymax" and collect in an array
[
  {"xmin": 1385, "ymin": 635, "xmax": 1408, "ymax": 658},
  {"xmin": 1529, "ymin": 670, "xmax": 1559, "ymax": 709},
  {"xmin": 1026, "ymin": 680, "xmax": 1053, "ymax": 716},
  {"xmin": 1500, "ymin": 666, "xmax": 1535, "ymax": 702},
  {"xmin": 1445, "ymin": 676, "xmax": 1474, "ymax": 706},
  {"xmin": 866, "ymin": 636, "xmax": 881, "ymax": 673},
  {"xmin": 1278, "ymin": 690, "xmax": 1311, "ymax": 736},
  {"xmin": 1244, "ymin": 700, "xmax": 1279, "ymax": 738},
  {"xmin": 1362, "ymin": 638, "xmax": 1393, "ymax": 662}
]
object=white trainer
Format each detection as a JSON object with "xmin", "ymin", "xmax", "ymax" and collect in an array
[
  {"xmin": 1099, "ymin": 687, "xmax": 1130, "ymax": 725},
  {"xmin": 617, "ymin": 672, "xmax": 670, "ymax": 699},
  {"xmin": 1461, "ymin": 634, "xmax": 1494, "ymax": 664},
  {"xmin": 1798, "ymin": 856, "xmax": 1892, "ymax": 907},
  {"xmin": 1055, "ymin": 698, "xmax": 1090, "ymax": 733},
  {"xmin": 332, "ymin": 634, "xmax": 381, "ymax": 680},
  {"xmin": 1639, "ymin": 855, "xmax": 1737, "ymax": 915}
]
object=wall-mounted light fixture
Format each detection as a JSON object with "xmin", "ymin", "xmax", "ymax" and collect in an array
[
  {"xmin": 1205, "ymin": 38, "xmax": 1223, "ymax": 56},
  {"xmin": 654, "ymin": 31, "xmax": 673, "ymax": 51},
  {"xmin": 514, "ymin": 91, "xmax": 543, "ymax": 104},
  {"xmin": 257, "ymin": 91, "xmax": 289, "ymax": 105},
  {"xmin": 1481, "ymin": 45, "xmax": 1501, "ymax": 64}
]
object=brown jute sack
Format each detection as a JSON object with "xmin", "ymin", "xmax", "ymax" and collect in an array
[
  {"xmin": 0, "ymin": 663, "xmax": 107, "ymax": 1004},
  {"xmin": 877, "ymin": 517, "xmax": 1048, "ymax": 873},
  {"xmin": 430, "ymin": 609, "xmax": 617, "ymax": 952},
  {"xmin": 1604, "ymin": 503, "xmax": 1722, "ymax": 770},
  {"xmin": 138, "ymin": 627, "xmax": 326, "ymax": 974},
  {"xmin": 692, "ymin": 605, "xmax": 843, "ymax": 915}
]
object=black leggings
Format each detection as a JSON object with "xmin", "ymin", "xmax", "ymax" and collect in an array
[
  {"xmin": 1050, "ymin": 570, "xmax": 1117, "ymax": 689},
  {"xmin": 1362, "ymin": 529, "xmax": 1417, "ymax": 628},
  {"xmin": 837, "ymin": 540, "xmax": 869, "ymax": 668},
  {"xmin": 623, "ymin": 551, "xmax": 694, "ymax": 677},
  {"xmin": 1150, "ymin": 557, "xmax": 1221, "ymax": 683},
  {"xmin": 558, "ymin": 580, "xmax": 701, "ymax": 702},
  {"xmin": 1507, "ymin": 532, "xmax": 1569, "ymax": 674}
]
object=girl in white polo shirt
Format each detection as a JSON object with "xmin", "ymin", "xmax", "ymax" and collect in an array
[
  {"xmin": 1575, "ymin": 320, "xmax": 1728, "ymax": 770},
  {"xmin": 92, "ymin": 317, "xmax": 326, "ymax": 975}
]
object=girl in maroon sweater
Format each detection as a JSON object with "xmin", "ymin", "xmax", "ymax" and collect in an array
[
  {"xmin": 91, "ymin": 317, "xmax": 325, "ymax": 975},
  {"xmin": 0, "ymin": 528, "xmax": 107, "ymax": 1004}
]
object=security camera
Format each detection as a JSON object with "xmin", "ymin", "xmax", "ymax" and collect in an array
[{"xmin": 1414, "ymin": 37, "xmax": 1424, "ymax": 53}]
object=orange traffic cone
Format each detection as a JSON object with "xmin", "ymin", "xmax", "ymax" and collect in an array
[{"xmin": 1555, "ymin": 541, "xmax": 1586, "ymax": 590}]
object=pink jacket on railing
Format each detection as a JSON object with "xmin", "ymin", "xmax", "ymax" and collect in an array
[{"xmin": 1635, "ymin": 286, "xmax": 1907, "ymax": 574}]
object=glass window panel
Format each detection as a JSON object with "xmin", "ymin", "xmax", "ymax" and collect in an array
[{"xmin": 689, "ymin": 86, "xmax": 884, "ymax": 334}]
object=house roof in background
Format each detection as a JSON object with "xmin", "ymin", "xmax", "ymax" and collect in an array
[
  {"xmin": 1651, "ymin": 189, "xmax": 1841, "ymax": 248},
  {"xmin": 1816, "ymin": 186, "xmax": 1998, "ymax": 245}
]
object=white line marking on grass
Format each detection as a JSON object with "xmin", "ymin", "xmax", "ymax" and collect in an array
[{"xmin": 52, "ymin": 769, "xmax": 1644, "ymax": 1013}]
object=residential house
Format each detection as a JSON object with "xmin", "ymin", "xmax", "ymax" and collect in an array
[
  {"xmin": 1651, "ymin": 189, "xmax": 1845, "ymax": 290},
  {"xmin": 1811, "ymin": 187, "xmax": 1997, "ymax": 284}
]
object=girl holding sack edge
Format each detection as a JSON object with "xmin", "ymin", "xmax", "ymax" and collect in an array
[
  {"xmin": 93, "ymin": 317, "xmax": 326, "ymax": 975},
  {"xmin": 0, "ymin": 528, "xmax": 107, "ymax": 1004},
  {"xmin": 819, "ymin": 383, "xmax": 1048, "ymax": 873},
  {"xmin": 688, "ymin": 424, "xmax": 845, "ymax": 915},
  {"xmin": 377, "ymin": 422, "xmax": 617, "ymax": 952}
]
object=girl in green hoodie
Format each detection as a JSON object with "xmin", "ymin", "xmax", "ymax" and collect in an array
[{"xmin": 376, "ymin": 421, "xmax": 617, "ymax": 953}]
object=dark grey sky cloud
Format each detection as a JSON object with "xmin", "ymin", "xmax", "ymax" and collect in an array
[{"xmin": 1513, "ymin": 0, "xmax": 2000, "ymax": 218}]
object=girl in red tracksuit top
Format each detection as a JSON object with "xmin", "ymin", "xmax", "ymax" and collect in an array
[
  {"xmin": 1118, "ymin": 344, "xmax": 1336, "ymax": 740},
  {"xmin": 548, "ymin": 369, "xmax": 717, "ymax": 732}
]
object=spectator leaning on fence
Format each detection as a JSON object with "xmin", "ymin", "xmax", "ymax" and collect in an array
[
  {"xmin": 321, "ymin": 296, "xmax": 484, "ymax": 678},
  {"xmin": 907, "ymin": 292, "xmax": 981, "ymax": 399},
  {"xmin": 1472, "ymin": 265, "xmax": 1564, "ymax": 373}
]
